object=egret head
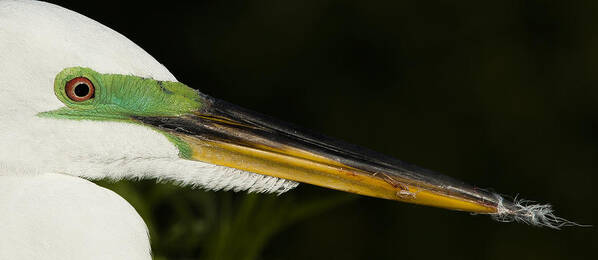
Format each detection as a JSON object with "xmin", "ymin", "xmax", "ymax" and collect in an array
[
  {"xmin": 0, "ymin": 0, "xmax": 296, "ymax": 192},
  {"xmin": 0, "ymin": 1, "xmax": 579, "ymax": 228}
]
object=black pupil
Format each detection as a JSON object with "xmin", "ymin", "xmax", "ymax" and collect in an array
[{"xmin": 74, "ymin": 83, "xmax": 89, "ymax": 97}]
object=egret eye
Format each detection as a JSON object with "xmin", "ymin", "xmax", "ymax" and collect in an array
[{"xmin": 65, "ymin": 77, "xmax": 95, "ymax": 102}]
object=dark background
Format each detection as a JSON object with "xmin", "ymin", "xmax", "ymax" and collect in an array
[{"xmin": 49, "ymin": 1, "xmax": 596, "ymax": 259}]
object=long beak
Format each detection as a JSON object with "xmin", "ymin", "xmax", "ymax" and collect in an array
[{"xmin": 133, "ymin": 93, "xmax": 509, "ymax": 214}]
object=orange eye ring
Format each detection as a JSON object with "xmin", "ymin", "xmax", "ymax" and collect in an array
[{"xmin": 65, "ymin": 77, "xmax": 95, "ymax": 102}]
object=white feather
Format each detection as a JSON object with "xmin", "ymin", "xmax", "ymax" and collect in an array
[{"xmin": 0, "ymin": 173, "xmax": 151, "ymax": 260}]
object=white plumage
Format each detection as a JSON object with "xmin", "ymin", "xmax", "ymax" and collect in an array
[
  {"xmin": 0, "ymin": 174, "xmax": 150, "ymax": 259},
  {"xmin": 0, "ymin": 1, "xmax": 296, "ymax": 259}
]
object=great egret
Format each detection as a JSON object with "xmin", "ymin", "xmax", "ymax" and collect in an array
[{"xmin": 0, "ymin": 1, "xmax": 578, "ymax": 259}]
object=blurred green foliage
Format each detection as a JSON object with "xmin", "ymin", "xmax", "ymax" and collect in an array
[
  {"xmin": 97, "ymin": 180, "xmax": 353, "ymax": 260},
  {"xmin": 50, "ymin": 0, "xmax": 598, "ymax": 259}
]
